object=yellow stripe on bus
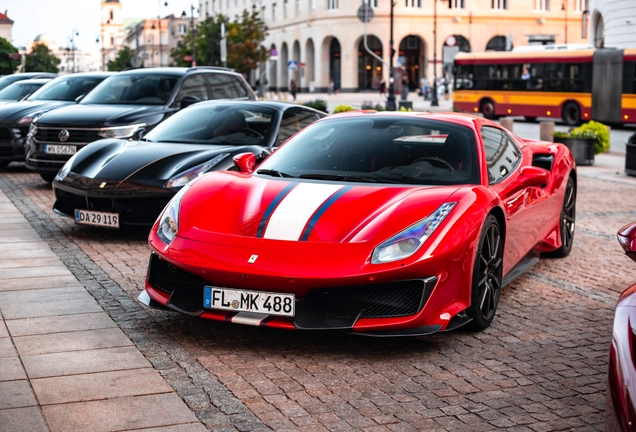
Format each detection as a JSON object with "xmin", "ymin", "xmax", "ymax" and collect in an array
[{"xmin": 453, "ymin": 91, "xmax": 592, "ymax": 108}]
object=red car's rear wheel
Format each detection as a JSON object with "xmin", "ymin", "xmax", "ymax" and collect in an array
[{"xmin": 467, "ymin": 215, "xmax": 503, "ymax": 330}]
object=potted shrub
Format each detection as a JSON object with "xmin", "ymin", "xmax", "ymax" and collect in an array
[
  {"xmin": 302, "ymin": 99, "xmax": 328, "ymax": 113},
  {"xmin": 553, "ymin": 120, "xmax": 610, "ymax": 166},
  {"xmin": 626, "ymin": 132, "xmax": 636, "ymax": 176}
]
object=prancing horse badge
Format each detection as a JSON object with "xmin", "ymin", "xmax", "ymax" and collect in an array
[{"xmin": 248, "ymin": 255, "xmax": 258, "ymax": 263}]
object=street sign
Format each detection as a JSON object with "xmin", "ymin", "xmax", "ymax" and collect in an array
[
  {"xmin": 357, "ymin": 4, "xmax": 374, "ymax": 23},
  {"xmin": 182, "ymin": 55, "xmax": 193, "ymax": 62},
  {"xmin": 445, "ymin": 35, "xmax": 456, "ymax": 47},
  {"xmin": 288, "ymin": 60, "xmax": 298, "ymax": 71},
  {"xmin": 131, "ymin": 55, "xmax": 142, "ymax": 68},
  {"xmin": 8, "ymin": 53, "xmax": 21, "ymax": 60},
  {"xmin": 220, "ymin": 38, "xmax": 227, "ymax": 63}
]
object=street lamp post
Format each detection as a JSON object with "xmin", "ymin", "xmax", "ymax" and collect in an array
[
  {"xmin": 562, "ymin": 1, "xmax": 568, "ymax": 44},
  {"xmin": 387, "ymin": 1, "xmax": 396, "ymax": 110},
  {"xmin": 431, "ymin": 0, "xmax": 439, "ymax": 107},
  {"xmin": 182, "ymin": 2, "xmax": 196, "ymax": 66},
  {"xmin": 152, "ymin": 1, "xmax": 168, "ymax": 67},
  {"xmin": 69, "ymin": 30, "xmax": 79, "ymax": 73}
]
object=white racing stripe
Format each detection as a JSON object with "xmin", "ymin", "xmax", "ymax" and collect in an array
[
  {"xmin": 230, "ymin": 312, "xmax": 270, "ymax": 326},
  {"xmin": 263, "ymin": 183, "xmax": 343, "ymax": 241}
]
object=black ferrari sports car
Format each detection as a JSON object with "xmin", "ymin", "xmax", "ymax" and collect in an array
[{"xmin": 52, "ymin": 101, "xmax": 326, "ymax": 228}]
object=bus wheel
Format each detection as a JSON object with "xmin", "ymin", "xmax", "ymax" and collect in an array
[
  {"xmin": 480, "ymin": 100, "xmax": 496, "ymax": 119},
  {"xmin": 562, "ymin": 102, "xmax": 580, "ymax": 126}
]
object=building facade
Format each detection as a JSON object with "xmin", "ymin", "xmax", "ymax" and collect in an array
[
  {"xmin": 122, "ymin": 14, "xmax": 196, "ymax": 67},
  {"xmin": 101, "ymin": 0, "xmax": 125, "ymax": 70},
  {"xmin": 589, "ymin": 0, "xmax": 636, "ymax": 48},
  {"xmin": 201, "ymin": 0, "xmax": 588, "ymax": 92},
  {"xmin": 0, "ymin": 10, "xmax": 13, "ymax": 42},
  {"xmin": 24, "ymin": 34, "xmax": 100, "ymax": 74}
]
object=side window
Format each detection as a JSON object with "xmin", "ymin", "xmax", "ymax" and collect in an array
[
  {"xmin": 208, "ymin": 74, "xmax": 237, "ymax": 99},
  {"xmin": 175, "ymin": 75, "xmax": 209, "ymax": 105},
  {"xmin": 277, "ymin": 109, "xmax": 317, "ymax": 145},
  {"xmin": 228, "ymin": 76, "xmax": 250, "ymax": 98},
  {"xmin": 481, "ymin": 126, "xmax": 521, "ymax": 184}
]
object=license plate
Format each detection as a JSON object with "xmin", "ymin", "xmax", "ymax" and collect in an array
[
  {"xmin": 203, "ymin": 286, "xmax": 295, "ymax": 317},
  {"xmin": 44, "ymin": 144, "xmax": 76, "ymax": 155},
  {"xmin": 74, "ymin": 209, "xmax": 120, "ymax": 228}
]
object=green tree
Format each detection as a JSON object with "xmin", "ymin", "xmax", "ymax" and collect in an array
[
  {"xmin": 170, "ymin": 11, "xmax": 267, "ymax": 75},
  {"xmin": 0, "ymin": 37, "xmax": 20, "ymax": 75},
  {"xmin": 108, "ymin": 46, "xmax": 135, "ymax": 71},
  {"xmin": 25, "ymin": 43, "xmax": 60, "ymax": 73}
]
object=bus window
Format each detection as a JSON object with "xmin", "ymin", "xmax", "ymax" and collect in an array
[{"xmin": 623, "ymin": 61, "xmax": 636, "ymax": 94}]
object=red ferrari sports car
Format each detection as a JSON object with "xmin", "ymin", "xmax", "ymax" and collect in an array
[
  {"xmin": 606, "ymin": 222, "xmax": 636, "ymax": 430},
  {"xmin": 138, "ymin": 111, "xmax": 576, "ymax": 336}
]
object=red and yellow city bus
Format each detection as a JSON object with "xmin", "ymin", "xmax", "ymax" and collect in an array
[{"xmin": 453, "ymin": 48, "xmax": 636, "ymax": 125}]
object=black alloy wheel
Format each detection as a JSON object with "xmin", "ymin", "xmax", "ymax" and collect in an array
[
  {"xmin": 466, "ymin": 215, "xmax": 503, "ymax": 331},
  {"xmin": 543, "ymin": 176, "xmax": 576, "ymax": 258},
  {"xmin": 562, "ymin": 102, "xmax": 581, "ymax": 126}
]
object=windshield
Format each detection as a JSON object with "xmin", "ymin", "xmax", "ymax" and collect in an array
[
  {"xmin": 144, "ymin": 103, "xmax": 277, "ymax": 146},
  {"xmin": 0, "ymin": 81, "xmax": 45, "ymax": 100},
  {"xmin": 29, "ymin": 76, "xmax": 106, "ymax": 101},
  {"xmin": 258, "ymin": 116, "xmax": 480, "ymax": 186},
  {"xmin": 81, "ymin": 74, "xmax": 179, "ymax": 105},
  {"xmin": 0, "ymin": 75, "xmax": 26, "ymax": 91}
]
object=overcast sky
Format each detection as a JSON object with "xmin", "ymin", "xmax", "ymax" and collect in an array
[{"xmin": 4, "ymin": 0, "xmax": 199, "ymax": 56}]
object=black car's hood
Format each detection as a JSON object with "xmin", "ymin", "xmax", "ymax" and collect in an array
[
  {"xmin": 68, "ymin": 139, "xmax": 267, "ymax": 182},
  {"xmin": 36, "ymin": 104, "xmax": 170, "ymax": 128},
  {"xmin": 0, "ymin": 100, "xmax": 69, "ymax": 123}
]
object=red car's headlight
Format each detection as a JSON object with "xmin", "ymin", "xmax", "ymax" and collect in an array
[
  {"xmin": 371, "ymin": 202, "xmax": 456, "ymax": 264},
  {"xmin": 156, "ymin": 184, "xmax": 190, "ymax": 244}
]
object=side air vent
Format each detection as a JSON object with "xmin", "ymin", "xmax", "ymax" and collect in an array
[{"xmin": 532, "ymin": 154, "xmax": 554, "ymax": 171}]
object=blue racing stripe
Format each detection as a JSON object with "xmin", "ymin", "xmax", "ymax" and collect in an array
[
  {"xmin": 299, "ymin": 186, "xmax": 353, "ymax": 241},
  {"xmin": 256, "ymin": 182, "xmax": 297, "ymax": 238}
]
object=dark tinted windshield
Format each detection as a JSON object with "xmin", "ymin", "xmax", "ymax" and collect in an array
[
  {"xmin": 258, "ymin": 116, "xmax": 480, "ymax": 186},
  {"xmin": 81, "ymin": 74, "xmax": 179, "ymax": 105},
  {"xmin": 0, "ymin": 81, "xmax": 46, "ymax": 100},
  {"xmin": 144, "ymin": 103, "xmax": 276, "ymax": 146},
  {"xmin": 29, "ymin": 76, "xmax": 106, "ymax": 101}
]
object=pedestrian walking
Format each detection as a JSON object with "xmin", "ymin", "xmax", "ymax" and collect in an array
[
  {"xmin": 328, "ymin": 78, "xmax": 334, "ymax": 95},
  {"xmin": 420, "ymin": 76, "xmax": 429, "ymax": 101},
  {"xmin": 379, "ymin": 79, "xmax": 386, "ymax": 96},
  {"xmin": 401, "ymin": 76, "xmax": 409, "ymax": 100},
  {"xmin": 290, "ymin": 78, "xmax": 298, "ymax": 101}
]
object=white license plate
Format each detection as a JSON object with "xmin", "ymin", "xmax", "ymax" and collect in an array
[
  {"xmin": 203, "ymin": 286, "xmax": 295, "ymax": 317},
  {"xmin": 44, "ymin": 144, "xmax": 76, "ymax": 155},
  {"xmin": 74, "ymin": 209, "xmax": 120, "ymax": 228}
]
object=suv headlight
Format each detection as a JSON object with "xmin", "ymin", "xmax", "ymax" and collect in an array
[
  {"xmin": 17, "ymin": 110, "xmax": 50, "ymax": 126},
  {"xmin": 97, "ymin": 123, "xmax": 146, "ymax": 139},
  {"xmin": 371, "ymin": 203, "xmax": 456, "ymax": 264},
  {"xmin": 165, "ymin": 154, "xmax": 229, "ymax": 189},
  {"xmin": 156, "ymin": 184, "xmax": 191, "ymax": 245}
]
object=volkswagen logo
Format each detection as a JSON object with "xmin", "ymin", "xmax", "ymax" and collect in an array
[{"xmin": 58, "ymin": 130, "xmax": 70, "ymax": 142}]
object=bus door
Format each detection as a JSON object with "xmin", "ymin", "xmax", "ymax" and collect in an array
[{"xmin": 592, "ymin": 49, "xmax": 624, "ymax": 124}]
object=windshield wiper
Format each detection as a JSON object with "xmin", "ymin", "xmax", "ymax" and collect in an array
[
  {"xmin": 256, "ymin": 169, "xmax": 295, "ymax": 178},
  {"xmin": 298, "ymin": 173, "xmax": 383, "ymax": 183}
]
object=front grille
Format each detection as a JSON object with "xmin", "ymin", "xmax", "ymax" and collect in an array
[
  {"xmin": 0, "ymin": 127, "xmax": 12, "ymax": 140},
  {"xmin": 147, "ymin": 253, "xmax": 430, "ymax": 321},
  {"xmin": 36, "ymin": 128, "xmax": 101, "ymax": 144},
  {"xmin": 299, "ymin": 281, "xmax": 426, "ymax": 319}
]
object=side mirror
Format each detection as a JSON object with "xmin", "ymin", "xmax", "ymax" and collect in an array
[
  {"xmin": 233, "ymin": 152, "xmax": 256, "ymax": 174},
  {"xmin": 518, "ymin": 166, "xmax": 550, "ymax": 187},
  {"xmin": 180, "ymin": 95, "xmax": 200, "ymax": 109},
  {"xmin": 75, "ymin": 94, "xmax": 85, "ymax": 103},
  {"xmin": 618, "ymin": 222, "xmax": 636, "ymax": 262}
]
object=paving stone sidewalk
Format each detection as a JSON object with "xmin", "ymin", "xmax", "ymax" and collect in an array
[{"xmin": 0, "ymin": 188, "xmax": 207, "ymax": 432}]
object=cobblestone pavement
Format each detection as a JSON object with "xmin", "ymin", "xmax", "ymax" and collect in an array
[{"xmin": 2, "ymin": 156, "xmax": 636, "ymax": 431}]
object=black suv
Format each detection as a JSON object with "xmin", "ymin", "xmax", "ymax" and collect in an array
[{"xmin": 26, "ymin": 67, "xmax": 256, "ymax": 182}]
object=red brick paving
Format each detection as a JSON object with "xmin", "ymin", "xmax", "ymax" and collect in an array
[{"xmin": 4, "ymin": 159, "xmax": 636, "ymax": 431}]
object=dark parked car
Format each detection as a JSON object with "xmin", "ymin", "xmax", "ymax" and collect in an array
[
  {"xmin": 52, "ymin": 101, "xmax": 325, "ymax": 228},
  {"xmin": 26, "ymin": 67, "xmax": 257, "ymax": 182},
  {"xmin": 607, "ymin": 222, "xmax": 636, "ymax": 431},
  {"xmin": 0, "ymin": 78, "xmax": 53, "ymax": 105},
  {"xmin": 0, "ymin": 72, "xmax": 57, "ymax": 92},
  {"xmin": 0, "ymin": 72, "xmax": 113, "ymax": 168}
]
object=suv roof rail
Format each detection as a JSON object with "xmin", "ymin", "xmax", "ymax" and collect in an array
[{"xmin": 187, "ymin": 66, "xmax": 234, "ymax": 72}]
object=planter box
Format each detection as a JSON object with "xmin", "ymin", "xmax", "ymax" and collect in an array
[
  {"xmin": 627, "ymin": 142, "xmax": 636, "ymax": 177},
  {"xmin": 399, "ymin": 100, "xmax": 413, "ymax": 111},
  {"xmin": 553, "ymin": 136, "xmax": 595, "ymax": 166}
]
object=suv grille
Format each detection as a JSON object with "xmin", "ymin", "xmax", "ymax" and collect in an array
[{"xmin": 35, "ymin": 128, "xmax": 101, "ymax": 144}]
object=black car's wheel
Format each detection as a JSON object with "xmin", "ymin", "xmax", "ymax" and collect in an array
[
  {"xmin": 40, "ymin": 173, "xmax": 56, "ymax": 183},
  {"xmin": 466, "ymin": 215, "xmax": 503, "ymax": 331},
  {"xmin": 543, "ymin": 176, "xmax": 576, "ymax": 258},
  {"xmin": 562, "ymin": 102, "xmax": 580, "ymax": 126}
]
